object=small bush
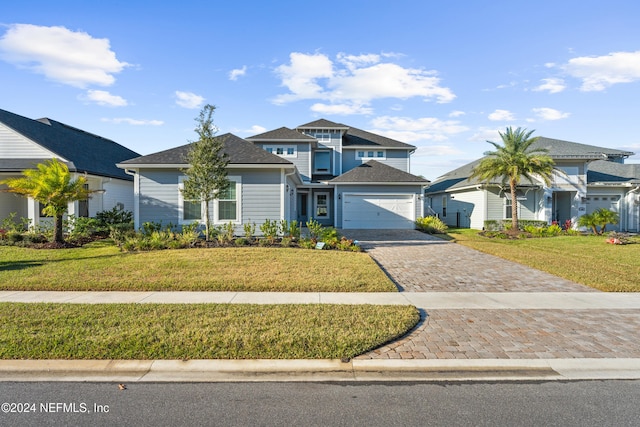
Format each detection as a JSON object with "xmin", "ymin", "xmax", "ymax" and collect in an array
[
  {"xmin": 416, "ymin": 216, "xmax": 448, "ymax": 234},
  {"xmin": 234, "ymin": 237, "xmax": 250, "ymax": 246},
  {"xmin": 260, "ymin": 219, "xmax": 279, "ymax": 244}
]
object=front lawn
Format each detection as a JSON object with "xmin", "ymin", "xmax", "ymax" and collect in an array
[
  {"xmin": 446, "ymin": 229, "xmax": 640, "ymax": 292},
  {"xmin": 0, "ymin": 240, "xmax": 395, "ymax": 292},
  {"xmin": 0, "ymin": 303, "xmax": 419, "ymax": 360}
]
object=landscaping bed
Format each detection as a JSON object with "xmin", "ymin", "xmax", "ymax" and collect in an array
[{"xmin": 0, "ymin": 303, "xmax": 419, "ymax": 360}]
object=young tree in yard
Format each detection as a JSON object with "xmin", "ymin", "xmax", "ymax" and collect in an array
[
  {"xmin": 181, "ymin": 104, "xmax": 229, "ymax": 240},
  {"xmin": 0, "ymin": 159, "xmax": 92, "ymax": 243},
  {"xmin": 469, "ymin": 127, "xmax": 556, "ymax": 232}
]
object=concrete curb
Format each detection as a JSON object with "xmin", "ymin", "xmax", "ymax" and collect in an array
[{"xmin": 1, "ymin": 359, "xmax": 639, "ymax": 382}]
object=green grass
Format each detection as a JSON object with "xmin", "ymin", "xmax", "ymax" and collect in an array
[
  {"xmin": 0, "ymin": 303, "xmax": 419, "ymax": 360},
  {"xmin": 0, "ymin": 240, "xmax": 395, "ymax": 292},
  {"xmin": 447, "ymin": 229, "xmax": 640, "ymax": 292}
]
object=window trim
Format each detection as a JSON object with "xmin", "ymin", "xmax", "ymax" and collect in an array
[
  {"xmin": 178, "ymin": 176, "xmax": 204, "ymax": 225},
  {"xmin": 214, "ymin": 176, "xmax": 242, "ymax": 224},
  {"xmin": 264, "ymin": 145, "xmax": 297, "ymax": 158},
  {"xmin": 314, "ymin": 192, "xmax": 330, "ymax": 219},
  {"xmin": 356, "ymin": 149, "xmax": 386, "ymax": 160}
]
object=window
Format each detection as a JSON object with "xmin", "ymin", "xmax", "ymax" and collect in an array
[
  {"xmin": 217, "ymin": 182, "xmax": 236, "ymax": 221},
  {"xmin": 504, "ymin": 196, "xmax": 523, "ymax": 219},
  {"xmin": 315, "ymin": 192, "xmax": 329, "ymax": 217},
  {"xmin": 178, "ymin": 177, "xmax": 203, "ymax": 224},
  {"xmin": 78, "ymin": 183, "xmax": 89, "ymax": 217},
  {"xmin": 316, "ymin": 132, "xmax": 331, "ymax": 142},
  {"xmin": 356, "ymin": 150, "xmax": 386, "ymax": 160},
  {"xmin": 215, "ymin": 178, "xmax": 241, "ymax": 223},
  {"xmin": 264, "ymin": 145, "xmax": 296, "ymax": 158},
  {"xmin": 442, "ymin": 196, "xmax": 447, "ymax": 218},
  {"xmin": 314, "ymin": 151, "xmax": 331, "ymax": 173}
]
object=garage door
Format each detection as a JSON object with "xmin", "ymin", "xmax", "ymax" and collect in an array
[
  {"xmin": 585, "ymin": 195, "xmax": 620, "ymax": 231},
  {"xmin": 342, "ymin": 194, "xmax": 415, "ymax": 229}
]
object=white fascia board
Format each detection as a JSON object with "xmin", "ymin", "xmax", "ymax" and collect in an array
[{"xmin": 116, "ymin": 163, "xmax": 189, "ymax": 169}]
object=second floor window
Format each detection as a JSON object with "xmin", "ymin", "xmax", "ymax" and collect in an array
[
  {"xmin": 356, "ymin": 150, "xmax": 386, "ymax": 160},
  {"xmin": 264, "ymin": 145, "xmax": 296, "ymax": 158}
]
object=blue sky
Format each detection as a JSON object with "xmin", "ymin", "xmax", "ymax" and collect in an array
[{"xmin": 2, "ymin": 0, "xmax": 640, "ymax": 179}]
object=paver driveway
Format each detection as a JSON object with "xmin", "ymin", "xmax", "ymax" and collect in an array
[{"xmin": 341, "ymin": 229, "xmax": 640, "ymax": 360}]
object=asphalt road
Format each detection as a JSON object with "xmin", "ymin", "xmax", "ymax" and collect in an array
[{"xmin": 1, "ymin": 380, "xmax": 639, "ymax": 426}]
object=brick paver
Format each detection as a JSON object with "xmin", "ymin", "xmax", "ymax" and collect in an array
[
  {"xmin": 342, "ymin": 230, "xmax": 636, "ymax": 360},
  {"xmin": 343, "ymin": 229, "xmax": 594, "ymax": 292},
  {"xmin": 357, "ymin": 309, "xmax": 640, "ymax": 359}
]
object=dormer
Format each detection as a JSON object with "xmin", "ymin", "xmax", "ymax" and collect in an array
[
  {"xmin": 246, "ymin": 126, "xmax": 316, "ymax": 182},
  {"xmin": 296, "ymin": 119, "xmax": 349, "ymax": 178}
]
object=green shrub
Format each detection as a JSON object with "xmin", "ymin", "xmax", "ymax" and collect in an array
[
  {"xmin": 280, "ymin": 237, "xmax": 292, "ymax": 247},
  {"xmin": 416, "ymin": 216, "xmax": 448, "ymax": 233},
  {"xmin": 306, "ymin": 218, "xmax": 323, "ymax": 239},
  {"xmin": 243, "ymin": 222, "xmax": 256, "ymax": 240},
  {"xmin": 298, "ymin": 238, "xmax": 316, "ymax": 249},
  {"xmin": 259, "ymin": 219, "xmax": 279, "ymax": 244},
  {"xmin": 96, "ymin": 207, "xmax": 133, "ymax": 226},
  {"xmin": 234, "ymin": 237, "xmax": 250, "ymax": 246}
]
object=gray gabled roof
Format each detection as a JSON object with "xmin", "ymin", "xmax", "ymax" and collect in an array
[
  {"xmin": 0, "ymin": 108, "xmax": 140, "ymax": 180},
  {"xmin": 343, "ymin": 126, "xmax": 415, "ymax": 149},
  {"xmin": 533, "ymin": 137, "xmax": 633, "ymax": 159},
  {"xmin": 296, "ymin": 118, "xmax": 415, "ymax": 149},
  {"xmin": 296, "ymin": 119, "xmax": 350, "ymax": 130},
  {"xmin": 588, "ymin": 160, "xmax": 640, "ymax": 184},
  {"xmin": 246, "ymin": 127, "xmax": 316, "ymax": 142},
  {"xmin": 118, "ymin": 133, "xmax": 292, "ymax": 166},
  {"xmin": 329, "ymin": 160, "xmax": 428, "ymax": 184}
]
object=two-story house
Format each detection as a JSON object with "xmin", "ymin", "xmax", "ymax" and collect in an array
[
  {"xmin": 118, "ymin": 119, "xmax": 428, "ymax": 231},
  {"xmin": 425, "ymin": 137, "xmax": 639, "ymax": 232}
]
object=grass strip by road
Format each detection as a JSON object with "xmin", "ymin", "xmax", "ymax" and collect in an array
[
  {"xmin": 446, "ymin": 229, "xmax": 640, "ymax": 292},
  {"xmin": 0, "ymin": 240, "xmax": 395, "ymax": 292},
  {"xmin": 0, "ymin": 303, "xmax": 418, "ymax": 360}
]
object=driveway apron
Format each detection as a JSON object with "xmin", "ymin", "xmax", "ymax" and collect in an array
[{"xmin": 342, "ymin": 229, "xmax": 640, "ymax": 360}]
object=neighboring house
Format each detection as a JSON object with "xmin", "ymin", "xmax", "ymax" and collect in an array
[
  {"xmin": 425, "ymin": 137, "xmax": 640, "ymax": 232},
  {"xmin": 0, "ymin": 108, "xmax": 140, "ymax": 227},
  {"xmin": 118, "ymin": 119, "xmax": 428, "ymax": 231}
]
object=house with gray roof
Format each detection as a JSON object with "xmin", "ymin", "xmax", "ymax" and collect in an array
[
  {"xmin": 118, "ymin": 119, "xmax": 428, "ymax": 231},
  {"xmin": 0, "ymin": 108, "xmax": 140, "ymax": 228},
  {"xmin": 425, "ymin": 137, "xmax": 639, "ymax": 232}
]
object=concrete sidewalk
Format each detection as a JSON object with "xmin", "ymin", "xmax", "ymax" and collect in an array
[{"xmin": 2, "ymin": 290, "xmax": 640, "ymax": 309}]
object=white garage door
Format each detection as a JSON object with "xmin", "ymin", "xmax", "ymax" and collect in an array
[
  {"xmin": 585, "ymin": 195, "xmax": 620, "ymax": 231},
  {"xmin": 342, "ymin": 194, "xmax": 415, "ymax": 229}
]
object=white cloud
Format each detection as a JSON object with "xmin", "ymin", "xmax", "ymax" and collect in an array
[
  {"xmin": 533, "ymin": 78, "xmax": 566, "ymax": 94},
  {"xmin": 233, "ymin": 125, "xmax": 268, "ymax": 135},
  {"xmin": 563, "ymin": 50, "xmax": 640, "ymax": 91},
  {"xmin": 101, "ymin": 117, "xmax": 164, "ymax": 126},
  {"xmin": 229, "ymin": 65, "xmax": 247, "ymax": 81},
  {"xmin": 0, "ymin": 24, "xmax": 129, "ymax": 88},
  {"xmin": 488, "ymin": 109, "xmax": 516, "ymax": 121},
  {"xmin": 273, "ymin": 52, "xmax": 334, "ymax": 104},
  {"xmin": 175, "ymin": 91, "xmax": 205, "ymax": 109},
  {"xmin": 273, "ymin": 52, "xmax": 455, "ymax": 111},
  {"xmin": 470, "ymin": 128, "xmax": 502, "ymax": 142},
  {"xmin": 310, "ymin": 103, "xmax": 373, "ymax": 115},
  {"xmin": 369, "ymin": 116, "xmax": 468, "ymax": 143},
  {"xmin": 532, "ymin": 107, "xmax": 570, "ymax": 120},
  {"xmin": 81, "ymin": 90, "xmax": 128, "ymax": 107},
  {"xmin": 449, "ymin": 110, "xmax": 465, "ymax": 118}
]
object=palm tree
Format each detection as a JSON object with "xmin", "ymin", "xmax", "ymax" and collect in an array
[
  {"xmin": 469, "ymin": 127, "xmax": 556, "ymax": 231},
  {"xmin": 1, "ymin": 159, "xmax": 93, "ymax": 243},
  {"xmin": 594, "ymin": 208, "xmax": 619, "ymax": 234}
]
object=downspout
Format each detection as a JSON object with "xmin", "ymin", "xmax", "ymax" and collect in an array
[{"xmin": 123, "ymin": 169, "xmax": 139, "ymax": 230}]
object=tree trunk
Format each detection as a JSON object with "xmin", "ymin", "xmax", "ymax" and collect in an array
[
  {"xmin": 54, "ymin": 214, "xmax": 64, "ymax": 243},
  {"xmin": 204, "ymin": 199, "xmax": 210, "ymax": 241},
  {"xmin": 510, "ymin": 179, "xmax": 519, "ymax": 231}
]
